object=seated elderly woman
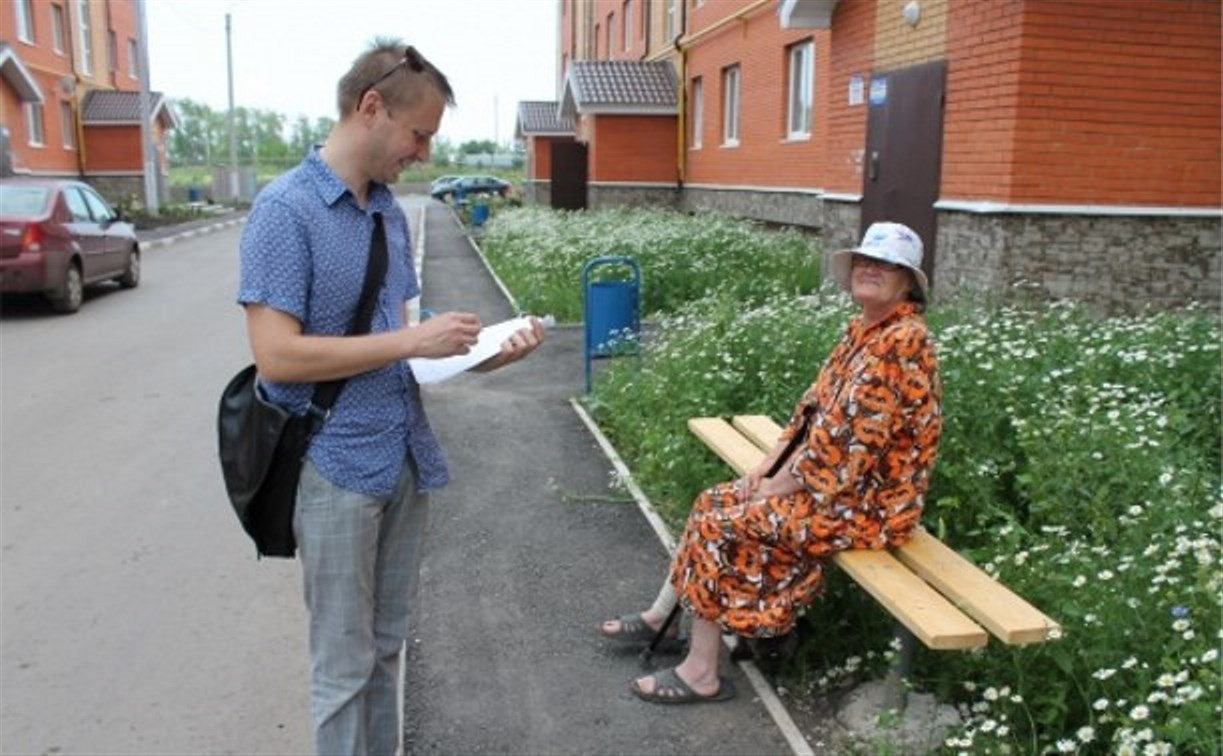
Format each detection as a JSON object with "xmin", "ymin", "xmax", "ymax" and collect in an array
[{"xmin": 599, "ymin": 222, "xmax": 943, "ymax": 704}]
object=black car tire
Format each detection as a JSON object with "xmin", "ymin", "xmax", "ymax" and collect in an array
[
  {"xmin": 50, "ymin": 263, "xmax": 83, "ymax": 314},
  {"xmin": 118, "ymin": 247, "xmax": 140, "ymax": 288}
]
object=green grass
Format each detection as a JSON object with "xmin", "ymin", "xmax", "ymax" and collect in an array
[{"xmin": 479, "ymin": 206, "xmax": 822, "ymax": 322}]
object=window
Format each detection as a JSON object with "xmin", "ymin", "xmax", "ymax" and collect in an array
[
  {"xmin": 15, "ymin": 0, "xmax": 34, "ymax": 43},
  {"xmin": 665, "ymin": 0, "xmax": 678, "ymax": 41},
  {"xmin": 108, "ymin": 30, "xmax": 117, "ymax": 72},
  {"xmin": 787, "ymin": 40, "xmax": 814, "ymax": 138},
  {"xmin": 623, "ymin": 0, "xmax": 633, "ymax": 52},
  {"xmin": 64, "ymin": 188, "xmax": 92, "ymax": 222},
  {"xmin": 722, "ymin": 65, "xmax": 740, "ymax": 146},
  {"xmin": 60, "ymin": 101, "xmax": 75, "ymax": 149},
  {"xmin": 77, "ymin": 0, "xmax": 93, "ymax": 76},
  {"xmin": 606, "ymin": 13, "xmax": 613, "ymax": 58},
  {"xmin": 594, "ymin": 23, "xmax": 601, "ymax": 58},
  {"xmin": 51, "ymin": 4, "xmax": 66, "ymax": 54},
  {"xmin": 127, "ymin": 38, "xmax": 139, "ymax": 79},
  {"xmin": 24, "ymin": 102, "xmax": 45, "ymax": 146},
  {"xmin": 690, "ymin": 77, "xmax": 703, "ymax": 149},
  {"xmin": 81, "ymin": 186, "xmax": 114, "ymax": 222}
]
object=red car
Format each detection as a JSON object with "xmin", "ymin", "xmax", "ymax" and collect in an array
[{"xmin": 0, "ymin": 178, "xmax": 140, "ymax": 313}]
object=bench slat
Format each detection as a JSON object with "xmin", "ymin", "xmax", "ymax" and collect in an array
[
  {"xmin": 687, "ymin": 416, "xmax": 988, "ymax": 650},
  {"xmin": 833, "ymin": 550, "xmax": 989, "ymax": 650},
  {"xmin": 730, "ymin": 415, "xmax": 1058, "ymax": 646},
  {"xmin": 688, "ymin": 417, "xmax": 770, "ymax": 475},
  {"xmin": 894, "ymin": 531, "xmax": 1061, "ymax": 645}
]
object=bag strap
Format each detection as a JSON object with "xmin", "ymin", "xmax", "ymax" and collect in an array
[
  {"xmin": 305, "ymin": 211, "xmax": 390, "ymax": 423},
  {"xmin": 766, "ymin": 404, "xmax": 815, "ymax": 478}
]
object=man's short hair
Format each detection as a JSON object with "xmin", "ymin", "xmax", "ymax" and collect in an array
[{"xmin": 337, "ymin": 38, "xmax": 455, "ymax": 118}]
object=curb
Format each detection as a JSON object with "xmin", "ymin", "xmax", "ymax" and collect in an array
[
  {"xmin": 138, "ymin": 216, "xmax": 247, "ymax": 251},
  {"xmin": 446, "ymin": 205, "xmax": 523, "ymax": 315}
]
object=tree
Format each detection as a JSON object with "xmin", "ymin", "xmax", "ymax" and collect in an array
[{"xmin": 459, "ymin": 139, "xmax": 497, "ymax": 155}]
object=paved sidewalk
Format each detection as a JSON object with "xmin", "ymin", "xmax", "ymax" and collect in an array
[
  {"xmin": 403, "ymin": 204, "xmax": 796, "ymax": 754},
  {"xmin": 135, "ymin": 208, "xmax": 247, "ymax": 250}
]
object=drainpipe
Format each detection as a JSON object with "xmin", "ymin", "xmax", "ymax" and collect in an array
[
  {"xmin": 674, "ymin": 35, "xmax": 685, "ymax": 187},
  {"xmin": 639, "ymin": 0, "xmax": 650, "ymax": 61},
  {"xmin": 66, "ymin": 0, "xmax": 86, "ymax": 178}
]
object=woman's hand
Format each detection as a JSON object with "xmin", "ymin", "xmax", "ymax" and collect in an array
[
  {"xmin": 736, "ymin": 470, "xmax": 766, "ymax": 502},
  {"xmin": 740, "ymin": 471, "xmax": 803, "ymax": 502}
]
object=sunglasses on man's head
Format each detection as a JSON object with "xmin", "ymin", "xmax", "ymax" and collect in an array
[{"xmin": 357, "ymin": 46, "xmax": 426, "ymax": 107}]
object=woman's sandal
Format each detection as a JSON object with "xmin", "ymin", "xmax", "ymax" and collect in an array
[
  {"xmin": 630, "ymin": 667, "xmax": 736, "ymax": 705},
  {"xmin": 598, "ymin": 613, "xmax": 688, "ymax": 651}
]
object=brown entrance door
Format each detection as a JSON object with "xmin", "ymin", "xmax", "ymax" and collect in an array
[
  {"xmin": 860, "ymin": 60, "xmax": 946, "ymax": 287},
  {"xmin": 550, "ymin": 140, "xmax": 588, "ymax": 211}
]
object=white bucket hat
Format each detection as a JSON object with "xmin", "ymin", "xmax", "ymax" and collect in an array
[{"xmin": 831, "ymin": 222, "xmax": 929, "ymax": 300}]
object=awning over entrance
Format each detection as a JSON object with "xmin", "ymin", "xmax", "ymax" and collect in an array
[
  {"xmin": 0, "ymin": 44, "xmax": 43, "ymax": 103},
  {"xmin": 778, "ymin": 0, "xmax": 839, "ymax": 29}
]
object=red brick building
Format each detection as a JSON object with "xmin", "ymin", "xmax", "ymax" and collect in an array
[
  {"xmin": 533, "ymin": 0, "xmax": 1220, "ymax": 312},
  {"xmin": 0, "ymin": 0, "xmax": 175, "ymax": 203}
]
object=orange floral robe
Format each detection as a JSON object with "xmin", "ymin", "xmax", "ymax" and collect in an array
[{"xmin": 670, "ymin": 303, "xmax": 942, "ymax": 637}]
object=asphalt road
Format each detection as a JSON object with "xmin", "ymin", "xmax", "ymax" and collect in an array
[
  {"xmin": 0, "ymin": 200, "xmax": 795, "ymax": 754},
  {"xmin": 1, "ymin": 221, "xmax": 310, "ymax": 754}
]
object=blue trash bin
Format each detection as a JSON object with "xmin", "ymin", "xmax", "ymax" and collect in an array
[
  {"xmin": 582, "ymin": 256, "xmax": 641, "ymax": 393},
  {"xmin": 472, "ymin": 202, "xmax": 490, "ymax": 227},
  {"xmin": 188, "ymin": 187, "xmax": 201, "ymax": 202}
]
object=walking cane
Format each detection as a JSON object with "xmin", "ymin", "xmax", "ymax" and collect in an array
[{"xmin": 639, "ymin": 604, "xmax": 684, "ymax": 668}]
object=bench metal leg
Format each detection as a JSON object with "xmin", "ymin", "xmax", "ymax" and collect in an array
[{"xmin": 881, "ymin": 624, "xmax": 917, "ymax": 712}]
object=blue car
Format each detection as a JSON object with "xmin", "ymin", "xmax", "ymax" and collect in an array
[{"xmin": 431, "ymin": 175, "xmax": 510, "ymax": 202}]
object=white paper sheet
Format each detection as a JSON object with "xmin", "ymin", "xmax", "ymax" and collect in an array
[{"xmin": 407, "ymin": 315, "xmax": 549, "ymax": 384}]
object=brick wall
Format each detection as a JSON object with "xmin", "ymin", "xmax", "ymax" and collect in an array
[
  {"xmin": 874, "ymin": 0, "xmax": 948, "ymax": 71},
  {"xmin": 684, "ymin": 1, "xmax": 830, "ymax": 188},
  {"xmin": 83, "ymin": 125, "xmax": 140, "ymax": 172},
  {"xmin": 1008, "ymin": 0, "xmax": 1220, "ymax": 206},
  {"xmin": 823, "ymin": 0, "xmax": 876, "ymax": 195},
  {"xmin": 589, "ymin": 114, "xmax": 677, "ymax": 183},
  {"xmin": 939, "ymin": 0, "xmax": 1026, "ymax": 202}
]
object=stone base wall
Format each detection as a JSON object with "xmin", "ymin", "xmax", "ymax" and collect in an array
[
  {"xmin": 587, "ymin": 184, "xmax": 680, "ymax": 211},
  {"xmin": 86, "ymin": 175, "xmax": 146, "ymax": 207},
  {"xmin": 523, "ymin": 180, "xmax": 551, "ymax": 207},
  {"xmin": 680, "ymin": 187, "xmax": 824, "ymax": 230},
  {"xmin": 820, "ymin": 199, "xmax": 862, "ymax": 280},
  {"xmin": 521, "ymin": 184, "xmax": 1219, "ymax": 313},
  {"xmin": 936, "ymin": 210, "xmax": 1221, "ymax": 313}
]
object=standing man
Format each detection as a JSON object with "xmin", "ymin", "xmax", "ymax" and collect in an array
[{"xmin": 238, "ymin": 39, "xmax": 543, "ymax": 755}]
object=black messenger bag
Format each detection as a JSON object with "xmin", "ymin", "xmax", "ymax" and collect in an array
[{"xmin": 217, "ymin": 212, "xmax": 389, "ymax": 557}]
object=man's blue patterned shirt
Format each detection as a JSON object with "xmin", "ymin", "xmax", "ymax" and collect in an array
[{"xmin": 237, "ymin": 147, "xmax": 448, "ymax": 497}]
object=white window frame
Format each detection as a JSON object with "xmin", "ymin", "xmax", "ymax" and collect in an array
[
  {"xmin": 77, "ymin": 0, "xmax": 93, "ymax": 76},
  {"xmin": 25, "ymin": 102, "xmax": 45, "ymax": 147},
  {"xmin": 690, "ymin": 77, "xmax": 703, "ymax": 149},
  {"xmin": 51, "ymin": 4, "xmax": 66, "ymax": 54},
  {"xmin": 665, "ymin": 0, "xmax": 678, "ymax": 41},
  {"xmin": 127, "ymin": 38, "xmax": 139, "ymax": 79},
  {"xmin": 787, "ymin": 40, "xmax": 814, "ymax": 139},
  {"xmin": 722, "ymin": 65, "xmax": 740, "ymax": 146},
  {"xmin": 15, "ymin": 0, "xmax": 35, "ymax": 43},
  {"xmin": 623, "ymin": 0, "xmax": 633, "ymax": 53},
  {"xmin": 60, "ymin": 101, "xmax": 75, "ymax": 149}
]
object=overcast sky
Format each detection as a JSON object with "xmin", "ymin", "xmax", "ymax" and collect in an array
[{"xmin": 146, "ymin": 0, "xmax": 560, "ymax": 146}]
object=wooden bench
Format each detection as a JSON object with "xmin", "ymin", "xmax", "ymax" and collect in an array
[{"xmin": 688, "ymin": 415, "xmax": 1060, "ymax": 652}]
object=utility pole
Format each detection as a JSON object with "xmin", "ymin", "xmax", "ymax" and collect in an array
[
  {"xmin": 226, "ymin": 12, "xmax": 239, "ymax": 201},
  {"xmin": 136, "ymin": 0, "xmax": 158, "ymax": 214}
]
